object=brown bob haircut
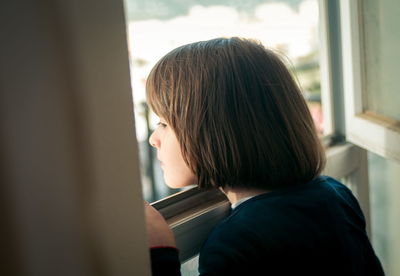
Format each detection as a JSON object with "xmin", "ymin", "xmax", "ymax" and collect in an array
[{"xmin": 146, "ymin": 37, "xmax": 325, "ymax": 190}]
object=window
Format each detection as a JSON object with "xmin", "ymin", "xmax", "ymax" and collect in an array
[
  {"xmin": 340, "ymin": 0, "xmax": 400, "ymax": 273},
  {"xmin": 124, "ymin": 0, "xmax": 329, "ymax": 202},
  {"xmin": 363, "ymin": 0, "xmax": 400, "ymax": 121},
  {"xmin": 340, "ymin": 0, "xmax": 400, "ymax": 162}
]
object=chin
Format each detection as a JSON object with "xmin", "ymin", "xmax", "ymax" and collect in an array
[
  {"xmin": 164, "ymin": 176, "xmax": 197, "ymax": 189},
  {"xmin": 165, "ymin": 181, "xmax": 190, "ymax": 189}
]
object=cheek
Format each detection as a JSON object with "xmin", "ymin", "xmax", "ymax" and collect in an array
[
  {"xmin": 159, "ymin": 129, "xmax": 197, "ymax": 188},
  {"xmin": 164, "ymin": 168, "xmax": 196, "ymax": 189},
  {"xmin": 163, "ymin": 150, "xmax": 196, "ymax": 188}
]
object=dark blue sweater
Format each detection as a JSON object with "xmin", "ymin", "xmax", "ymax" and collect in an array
[{"xmin": 151, "ymin": 176, "xmax": 384, "ymax": 275}]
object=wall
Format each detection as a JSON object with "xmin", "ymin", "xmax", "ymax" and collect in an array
[
  {"xmin": 369, "ymin": 153, "xmax": 400, "ymax": 275},
  {"xmin": 0, "ymin": 0, "xmax": 150, "ymax": 275}
]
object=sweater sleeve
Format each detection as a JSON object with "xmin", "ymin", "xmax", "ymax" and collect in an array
[{"xmin": 150, "ymin": 247, "xmax": 181, "ymax": 276}]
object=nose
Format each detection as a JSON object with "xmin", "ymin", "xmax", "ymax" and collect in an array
[{"xmin": 149, "ymin": 130, "xmax": 160, "ymax": 149}]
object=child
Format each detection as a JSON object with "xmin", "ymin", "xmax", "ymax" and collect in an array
[{"xmin": 144, "ymin": 37, "xmax": 384, "ymax": 275}]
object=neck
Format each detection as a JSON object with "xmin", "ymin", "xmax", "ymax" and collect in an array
[{"xmin": 220, "ymin": 187, "xmax": 269, "ymax": 205}]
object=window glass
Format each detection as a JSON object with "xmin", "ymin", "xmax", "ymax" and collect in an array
[
  {"xmin": 363, "ymin": 0, "xmax": 400, "ymax": 120},
  {"xmin": 124, "ymin": 0, "xmax": 323, "ymax": 202},
  {"xmin": 181, "ymin": 255, "xmax": 199, "ymax": 276}
]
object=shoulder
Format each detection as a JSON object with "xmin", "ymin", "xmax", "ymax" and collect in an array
[
  {"xmin": 198, "ymin": 190, "xmax": 295, "ymax": 274},
  {"xmin": 201, "ymin": 175, "xmax": 364, "ymax": 250},
  {"xmin": 206, "ymin": 176, "xmax": 355, "ymax": 229},
  {"xmin": 198, "ymin": 197, "xmax": 277, "ymax": 273},
  {"xmin": 318, "ymin": 175, "xmax": 367, "ymax": 223},
  {"xmin": 198, "ymin": 176, "xmax": 374, "ymax": 275},
  {"xmin": 317, "ymin": 176, "xmax": 364, "ymax": 212}
]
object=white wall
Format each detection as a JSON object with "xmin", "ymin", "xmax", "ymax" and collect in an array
[{"xmin": 369, "ymin": 147, "xmax": 400, "ymax": 275}]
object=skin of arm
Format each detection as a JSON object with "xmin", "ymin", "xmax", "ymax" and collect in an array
[{"xmin": 144, "ymin": 201, "xmax": 176, "ymax": 248}]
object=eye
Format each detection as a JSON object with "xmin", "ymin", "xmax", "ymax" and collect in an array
[{"xmin": 157, "ymin": 121, "xmax": 167, "ymax": 128}]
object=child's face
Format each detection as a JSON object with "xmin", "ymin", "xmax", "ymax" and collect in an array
[{"xmin": 149, "ymin": 117, "xmax": 196, "ymax": 188}]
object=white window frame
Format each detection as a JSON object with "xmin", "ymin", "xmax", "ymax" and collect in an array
[
  {"xmin": 340, "ymin": 0, "xmax": 400, "ymax": 163},
  {"xmin": 319, "ymin": 0, "xmax": 335, "ymax": 136}
]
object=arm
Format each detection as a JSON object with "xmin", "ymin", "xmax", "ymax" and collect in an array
[{"xmin": 144, "ymin": 201, "xmax": 181, "ymax": 276}]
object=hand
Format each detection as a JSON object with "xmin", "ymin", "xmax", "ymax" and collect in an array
[{"xmin": 144, "ymin": 201, "xmax": 176, "ymax": 248}]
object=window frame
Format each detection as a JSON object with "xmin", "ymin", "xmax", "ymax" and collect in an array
[{"xmin": 340, "ymin": 0, "xmax": 400, "ymax": 162}]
